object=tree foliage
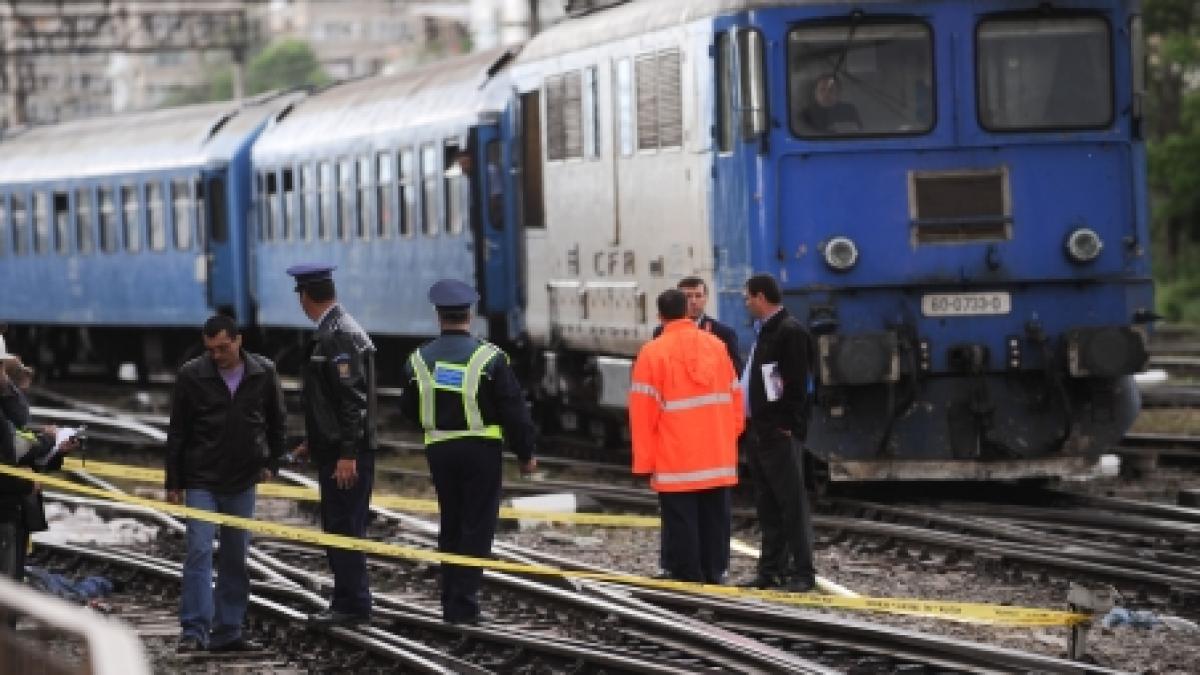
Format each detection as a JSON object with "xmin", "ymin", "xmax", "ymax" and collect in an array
[
  {"xmin": 1144, "ymin": 0, "xmax": 1200, "ymax": 322},
  {"xmin": 165, "ymin": 39, "xmax": 329, "ymax": 106}
]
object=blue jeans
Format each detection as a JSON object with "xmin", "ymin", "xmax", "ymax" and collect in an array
[{"xmin": 180, "ymin": 486, "xmax": 256, "ymax": 647}]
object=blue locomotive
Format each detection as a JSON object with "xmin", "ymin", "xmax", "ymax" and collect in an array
[{"xmin": 0, "ymin": 0, "xmax": 1153, "ymax": 481}]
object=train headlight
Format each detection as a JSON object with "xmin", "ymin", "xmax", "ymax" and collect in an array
[
  {"xmin": 823, "ymin": 236, "xmax": 859, "ymax": 271},
  {"xmin": 1065, "ymin": 228, "xmax": 1103, "ymax": 263}
]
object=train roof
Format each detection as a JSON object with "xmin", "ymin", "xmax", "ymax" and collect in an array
[
  {"xmin": 0, "ymin": 92, "xmax": 303, "ymax": 185},
  {"xmin": 253, "ymin": 47, "xmax": 514, "ymax": 164},
  {"xmin": 518, "ymin": 0, "xmax": 891, "ymax": 62}
]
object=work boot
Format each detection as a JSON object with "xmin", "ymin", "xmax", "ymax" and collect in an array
[{"xmin": 737, "ymin": 573, "xmax": 782, "ymax": 590}]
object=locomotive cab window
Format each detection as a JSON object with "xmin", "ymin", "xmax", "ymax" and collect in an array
[
  {"xmin": 977, "ymin": 15, "xmax": 1112, "ymax": 130},
  {"xmin": 788, "ymin": 22, "xmax": 933, "ymax": 138}
]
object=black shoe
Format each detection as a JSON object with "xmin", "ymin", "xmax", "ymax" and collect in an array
[
  {"xmin": 176, "ymin": 636, "xmax": 206, "ymax": 653},
  {"xmin": 308, "ymin": 609, "xmax": 371, "ymax": 626},
  {"xmin": 208, "ymin": 637, "xmax": 265, "ymax": 652},
  {"xmin": 737, "ymin": 574, "xmax": 782, "ymax": 590},
  {"xmin": 784, "ymin": 576, "xmax": 817, "ymax": 593}
]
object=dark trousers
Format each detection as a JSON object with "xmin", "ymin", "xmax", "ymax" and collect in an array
[
  {"xmin": 0, "ymin": 516, "xmax": 28, "ymax": 629},
  {"xmin": 658, "ymin": 487, "xmax": 731, "ymax": 583},
  {"xmin": 317, "ymin": 450, "xmax": 375, "ymax": 615},
  {"xmin": 746, "ymin": 430, "xmax": 815, "ymax": 581},
  {"xmin": 425, "ymin": 440, "xmax": 502, "ymax": 622}
]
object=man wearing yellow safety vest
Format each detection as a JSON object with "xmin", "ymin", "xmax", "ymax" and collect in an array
[
  {"xmin": 629, "ymin": 289, "xmax": 744, "ymax": 584},
  {"xmin": 400, "ymin": 279, "xmax": 537, "ymax": 625}
]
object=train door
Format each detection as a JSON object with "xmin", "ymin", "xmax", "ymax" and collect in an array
[
  {"xmin": 473, "ymin": 122, "xmax": 522, "ymax": 339},
  {"xmin": 201, "ymin": 170, "xmax": 233, "ymax": 314}
]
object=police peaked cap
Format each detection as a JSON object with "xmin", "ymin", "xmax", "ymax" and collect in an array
[
  {"xmin": 286, "ymin": 263, "xmax": 336, "ymax": 291},
  {"xmin": 428, "ymin": 279, "xmax": 479, "ymax": 309}
]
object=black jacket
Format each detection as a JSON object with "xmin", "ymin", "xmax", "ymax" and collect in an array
[
  {"xmin": 400, "ymin": 331, "xmax": 536, "ymax": 462},
  {"xmin": 746, "ymin": 307, "xmax": 813, "ymax": 439},
  {"xmin": 0, "ymin": 382, "xmax": 33, "ymax": 509},
  {"xmin": 302, "ymin": 305, "xmax": 377, "ymax": 462},
  {"xmin": 653, "ymin": 314, "xmax": 742, "ymax": 372},
  {"xmin": 165, "ymin": 351, "xmax": 287, "ymax": 492}
]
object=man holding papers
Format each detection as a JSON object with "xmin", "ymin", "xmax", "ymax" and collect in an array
[{"xmin": 738, "ymin": 274, "xmax": 818, "ymax": 593}]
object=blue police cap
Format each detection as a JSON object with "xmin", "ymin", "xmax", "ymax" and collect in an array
[
  {"xmin": 428, "ymin": 279, "xmax": 479, "ymax": 309},
  {"xmin": 286, "ymin": 263, "xmax": 336, "ymax": 291}
]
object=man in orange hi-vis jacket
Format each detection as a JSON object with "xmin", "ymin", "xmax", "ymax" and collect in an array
[{"xmin": 630, "ymin": 289, "xmax": 744, "ymax": 584}]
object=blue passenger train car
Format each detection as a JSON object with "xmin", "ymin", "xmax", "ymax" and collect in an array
[
  {"xmin": 0, "ymin": 93, "xmax": 300, "ymax": 375},
  {"xmin": 249, "ymin": 48, "xmax": 520, "ymax": 372}
]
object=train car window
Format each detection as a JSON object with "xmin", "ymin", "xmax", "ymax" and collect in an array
[
  {"xmin": 33, "ymin": 191, "xmax": 50, "ymax": 254},
  {"xmin": 485, "ymin": 140, "xmax": 503, "ymax": 230},
  {"xmin": 121, "ymin": 185, "xmax": 140, "ymax": 252},
  {"xmin": 265, "ymin": 171, "xmax": 280, "ymax": 242},
  {"xmin": 583, "ymin": 66, "xmax": 600, "ymax": 159},
  {"xmin": 301, "ymin": 165, "xmax": 316, "ymax": 241},
  {"xmin": 357, "ymin": 155, "xmax": 371, "ymax": 240},
  {"xmin": 194, "ymin": 179, "xmax": 207, "ymax": 249},
  {"xmin": 319, "ymin": 161, "xmax": 333, "ymax": 241},
  {"xmin": 98, "ymin": 188, "xmax": 117, "ymax": 253},
  {"xmin": 376, "ymin": 152, "xmax": 394, "ymax": 238},
  {"xmin": 53, "ymin": 192, "xmax": 70, "ymax": 254},
  {"xmin": 977, "ymin": 16, "xmax": 1112, "ymax": 130},
  {"xmin": 255, "ymin": 172, "xmax": 267, "ymax": 242},
  {"xmin": 445, "ymin": 144, "xmax": 464, "ymax": 236},
  {"xmin": 75, "ymin": 188, "xmax": 94, "ymax": 255},
  {"xmin": 616, "ymin": 58, "xmax": 634, "ymax": 157},
  {"xmin": 635, "ymin": 55, "xmax": 660, "ymax": 150},
  {"xmin": 421, "ymin": 143, "xmax": 440, "ymax": 236},
  {"xmin": 788, "ymin": 22, "xmax": 933, "ymax": 138},
  {"xmin": 282, "ymin": 168, "xmax": 296, "ymax": 241},
  {"xmin": 716, "ymin": 33, "xmax": 735, "ymax": 152},
  {"xmin": 0, "ymin": 193, "xmax": 7, "ymax": 256},
  {"xmin": 147, "ymin": 183, "xmax": 166, "ymax": 251},
  {"xmin": 338, "ymin": 158, "xmax": 354, "ymax": 241},
  {"xmin": 11, "ymin": 193, "xmax": 28, "ymax": 255},
  {"xmin": 171, "ymin": 180, "xmax": 192, "ymax": 250},
  {"xmin": 208, "ymin": 177, "xmax": 228, "ymax": 244},
  {"xmin": 399, "ymin": 149, "xmax": 415, "ymax": 237}
]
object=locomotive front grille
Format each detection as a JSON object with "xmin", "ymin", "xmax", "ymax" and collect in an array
[{"xmin": 909, "ymin": 168, "xmax": 1011, "ymax": 245}]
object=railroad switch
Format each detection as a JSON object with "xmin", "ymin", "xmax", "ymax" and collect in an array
[{"xmin": 1067, "ymin": 583, "xmax": 1116, "ymax": 661}]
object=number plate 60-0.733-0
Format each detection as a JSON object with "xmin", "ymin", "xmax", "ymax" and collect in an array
[{"xmin": 920, "ymin": 292, "xmax": 1012, "ymax": 317}]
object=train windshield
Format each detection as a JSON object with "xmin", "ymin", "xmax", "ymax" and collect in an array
[
  {"xmin": 788, "ymin": 22, "xmax": 933, "ymax": 138},
  {"xmin": 977, "ymin": 16, "xmax": 1112, "ymax": 131}
]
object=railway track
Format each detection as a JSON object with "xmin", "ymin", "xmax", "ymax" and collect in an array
[{"xmin": 22, "ymin": 455, "xmax": 1124, "ymax": 673}]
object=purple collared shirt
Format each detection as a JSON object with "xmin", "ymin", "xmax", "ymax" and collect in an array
[{"xmin": 218, "ymin": 362, "xmax": 245, "ymax": 396}]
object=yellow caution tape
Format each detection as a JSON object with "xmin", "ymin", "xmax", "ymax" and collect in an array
[
  {"xmin": 60, "ymin": 458, "xmax": 660, "ymax": 528},
  {"xmin": 6, "ymin": 463, "xmax": 1090, "ymax": 627}
]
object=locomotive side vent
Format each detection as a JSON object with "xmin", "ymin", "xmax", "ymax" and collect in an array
[{"xmin": 909, "ymin": 168, "xmax": 1011, "ymax": 245}]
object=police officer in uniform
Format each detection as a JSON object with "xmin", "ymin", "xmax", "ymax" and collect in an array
[
  {"xmin": 286, "ymin": 263, "xmax": 378, "ymax": 625},
  {"xmin": 400, "ymin": 279, "xmax": 536, "ymax": 624}
]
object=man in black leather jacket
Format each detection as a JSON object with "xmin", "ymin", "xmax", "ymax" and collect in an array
[
  {"xmin": 286, "ymin": 263, "xmax": 377, "ymax": 626},
  {"xmin": 164, "ymin": 314, "xmax": 286, "ymax": 652},
  {"xmin": 738, "ymin": 274, "xmax": 818, "ymax": 593}
]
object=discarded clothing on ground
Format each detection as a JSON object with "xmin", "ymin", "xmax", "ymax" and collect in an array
[{"xmin": 24, "ymin": 566, "xmax": 113, "ymax": 603}]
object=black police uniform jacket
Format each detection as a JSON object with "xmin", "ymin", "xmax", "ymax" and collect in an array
[
  {"xmin": 303, "ymin": 304, "xmax": 377, "ymax": 462},
  {"xmin": 746, "ymin": 307, "xmax": 814, "ymax": 439},
  {"xmin": 399, "ymin": 331, "xmax": 535, "ymax": 461},
  {"xmin": 653, "ymin": 313, "xmax": 742, "ymax": 372},
  {"xmin": 165, "ymin": 351, "xmax": 287, "ymax": 492}
]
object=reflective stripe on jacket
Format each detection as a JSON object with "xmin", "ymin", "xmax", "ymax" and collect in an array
[
  {"xmin": 409, "ymin": 343, "xmax": 504, "ymax": 445},
  {"xmin": 629, "ymin": 319, "xmax": 744, "ymax": 492}
]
